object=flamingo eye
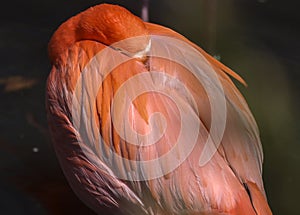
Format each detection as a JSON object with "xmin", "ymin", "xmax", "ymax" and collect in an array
[
  {"xmin": 111, "ymin": 46, "xmax": 129, "ymax": 56},
  {"xmin": 111, "ymin": 46, "xmax": 122, "ymax": 52}
]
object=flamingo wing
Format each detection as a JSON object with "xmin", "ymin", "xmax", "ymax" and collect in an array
[
  {"xmin": 144, "ymin": 23, "xmax": 271, "ymax": 214},
  {"xmin": 46, "ymin": 41, "xmax": 148, "ymax": 214}
]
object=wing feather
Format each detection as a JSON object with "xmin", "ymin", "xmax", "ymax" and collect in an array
[
  {"xmin": 145, "ymin": 22, "xmax": 264, "ymax": 185},
  {"xmin": 46, "ymin": 41, "xmax": 148, "ymax": 214}
]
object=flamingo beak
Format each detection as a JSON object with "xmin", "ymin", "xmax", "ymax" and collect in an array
[{"xmin": 131, "ymin": 39, "xmax": 151, "ymax": 59}]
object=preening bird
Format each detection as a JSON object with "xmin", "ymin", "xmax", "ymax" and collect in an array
[{"xmin": 46, "ymin": 3, "xmax": 272, "ymax": 215}]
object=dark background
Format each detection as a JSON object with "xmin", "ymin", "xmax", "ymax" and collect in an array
[{"xmin": 0, "ymin": 0, "xmax": 299, "ymax": 214}]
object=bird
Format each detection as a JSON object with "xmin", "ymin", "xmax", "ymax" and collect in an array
[{"xmin": 46, "ymin": 3, "xmax": 272, "ymax": 215}]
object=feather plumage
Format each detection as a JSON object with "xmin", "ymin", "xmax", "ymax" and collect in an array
[{"xmin": 46, "ymin": 4, "xmax": 272, "ymax": 215}]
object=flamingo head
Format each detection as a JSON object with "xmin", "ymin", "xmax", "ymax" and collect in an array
[{"xmin": 77, "ymin": 4, "xmax": 151, "ymax": 59}]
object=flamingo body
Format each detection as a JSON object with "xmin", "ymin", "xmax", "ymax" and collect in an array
[{"xmin": 46, "ymin": 4, "xmax": 272, "ymax": 215}]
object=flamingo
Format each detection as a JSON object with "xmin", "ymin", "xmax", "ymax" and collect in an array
[{"xmin": 46, "ymin": 3, "xmax": 272, "ymax": 215}]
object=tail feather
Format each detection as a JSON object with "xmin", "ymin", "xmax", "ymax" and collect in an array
[{"xmin": 247, "ymin": 182, "xmax": 272, "ymax": 215}]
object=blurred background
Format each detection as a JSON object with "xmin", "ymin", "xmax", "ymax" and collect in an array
[{"xmin": 0, "ymin": 0, "xmax": 299, "ymax": 214}]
